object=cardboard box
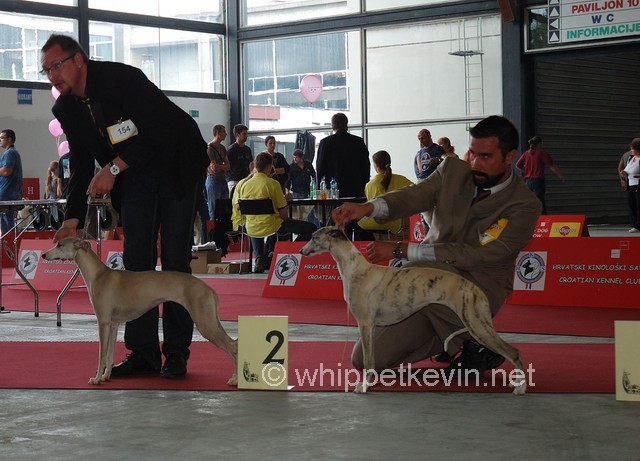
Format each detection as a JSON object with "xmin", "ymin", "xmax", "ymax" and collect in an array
[
  {"xmin": 207, "ymin": 262, "xmax": 251, "ymax": 274},
  {"xmin": 190, "ymin": 249, "xmax": 222, "ymax": 273}
]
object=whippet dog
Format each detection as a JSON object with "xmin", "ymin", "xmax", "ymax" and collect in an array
[
  {"xmin": 300, "ymin": 227, "xmax": 526, "ymax": 395},
  {"xmin": 42, "ymin": 237, "xmax": 238, "ymax": 386}
]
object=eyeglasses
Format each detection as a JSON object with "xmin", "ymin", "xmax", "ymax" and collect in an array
[{"xmin": 40, "ymin": 53, "xmax": 76, "ymax": 76}]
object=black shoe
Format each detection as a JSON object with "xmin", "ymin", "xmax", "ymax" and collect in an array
[
  {"xmin": 433, "ymin": 351, "xmax": 454, "ymax": 363},
  {"xmin": 161, "ymin": 355, "xmax": 187, "ymax": 379},
  {"xmin": 444, "ymin": 340, "xmax": 505, "ymax": 376},
  {"xmin": 110, "ymin": 351, "xmax": 161, "ymax": 378}
]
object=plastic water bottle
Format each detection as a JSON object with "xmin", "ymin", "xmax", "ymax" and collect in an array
[
  {"xmin": 330, "ymin": 177, "xmax": 337, "ymax": 199},
  {"xmin": 319, "ymin": 179, "xmax": 327, "ymax": 200},
  {"xmin": 309, "ymin": 177, "xmax": 316, "ymax": 199}
]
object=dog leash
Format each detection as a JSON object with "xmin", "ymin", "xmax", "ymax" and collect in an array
[{"xmin": 84, "ymin": 196, "xmax": 114, "ymax": 239}]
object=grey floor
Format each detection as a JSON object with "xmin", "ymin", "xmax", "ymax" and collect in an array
[{"xmin": 1, "ymin": 225, "xmax": 640, "ymax": 460}]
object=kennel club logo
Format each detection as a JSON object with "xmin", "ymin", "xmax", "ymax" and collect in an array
[
  {"xmin": 513, "ymin": 251, "xmax": 547, "ymax": 291},
  {"xmin": 18, "ymin": 249, "xmax": 40, "ymax": 279},
  {"xmin": 270, "ymin": 253, "xmax": 301, "ymax": 286},
  {"xmin": 106, "ymin": 251, "xmax": 124, "ymax": 270}
]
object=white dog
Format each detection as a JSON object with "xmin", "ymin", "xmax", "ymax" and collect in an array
[
  {"xmin": 42, "ymin": 237, "xmax": 237, "ymax": 386},
  {"xmin": 300, "ymin": 227, "xmax": 526, "ymax": 395}
]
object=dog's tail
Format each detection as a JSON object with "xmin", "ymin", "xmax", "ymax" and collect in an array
[{"xmin": 443, "ymin": 327, "xmax": 468, "ymax": 354}]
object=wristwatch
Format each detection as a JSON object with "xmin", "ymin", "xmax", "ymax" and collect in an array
[
  {"xmin": 109, "ymin": 161, "xmax": 120, "ymax": 176},
  {"xmin": 392, "ymin": 241, "xmax": 404, "ymax": 259}
]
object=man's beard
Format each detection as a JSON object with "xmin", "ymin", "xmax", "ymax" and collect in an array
[{"xmin": 472, "ymin": 170, "xmax": 505, "ymax": 189}]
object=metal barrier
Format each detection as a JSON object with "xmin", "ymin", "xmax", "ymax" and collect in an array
[{"xmin": 0, "ymin": 199, "xmax": 66, "ymax": 316}]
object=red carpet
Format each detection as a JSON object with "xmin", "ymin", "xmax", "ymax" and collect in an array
[
  {"xmin": 0, "ymin": 341, "xmax": 614, "ymax": 393},
  {"xmin": 5, "ymin": 271, "xmax": 639, "ymax": 336}
]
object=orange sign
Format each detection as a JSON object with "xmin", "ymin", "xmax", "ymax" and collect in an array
[{"xmin": 533, "ymin": 215, "xmax": 588, "ymax": 238}]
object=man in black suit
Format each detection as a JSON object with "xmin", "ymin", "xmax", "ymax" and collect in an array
[
  {"xmin": 316, "ymin": 112, "xmax": 370, "ymax": 198},
  {"xmin": 41, "ymin": 34, "xmax": 209, "ymax": 379}
]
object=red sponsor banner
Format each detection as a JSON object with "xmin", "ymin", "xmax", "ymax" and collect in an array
[
  {"xmin": 533, "ymin": 215, "xmax": 587, "ymax": 238},
  {"xmin": 11, "ymin": 239, "xmax": 124, "ymax": 291},
  {"xmin": 508, "ymin": 237, "xmax": 639, "ymax": 308},
  {"xmin": 2, "ymin": 230, "xmax": 55, "ymax": 267},
  {"xmin": 262, "ymin": 241, "xmax": 396, "ymax": 300}
]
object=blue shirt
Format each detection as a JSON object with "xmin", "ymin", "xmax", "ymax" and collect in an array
[
  {"xmin": 0, "ymin": 146, "xmax": 23, "ymax": 200},
  {"xmin": 414, "ymin": 143, "xmax": 445, "ymax": 180}
]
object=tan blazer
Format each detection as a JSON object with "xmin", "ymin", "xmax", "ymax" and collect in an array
[{"xmin": 380, "ymin": 157, "xmax": 542, "ymax": 314}]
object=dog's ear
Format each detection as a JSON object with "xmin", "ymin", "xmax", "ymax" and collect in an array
[
  {"xmin": 327, "ymin": 228, "xmax": 348, "ymax": 241},
  {"xmin": 73, "ymin": 238, "xmax": 91, "ymax": 252}
]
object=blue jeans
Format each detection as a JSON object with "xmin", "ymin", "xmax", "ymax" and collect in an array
[
  {"xmin": 206, "ymin": 176, "xmax": 229, "ymax": 220},
  {"xmin": 525, "ymin": 178, "xmax": 547, "ymax": 215},
  {"xmin": 119, "ymin": 173, "xmax": 201, "ymax": 360}
]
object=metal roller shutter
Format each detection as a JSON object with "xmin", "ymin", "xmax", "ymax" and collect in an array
[{"xmin": 533, "ymin": 53, "xmax": 640, "ymax": 224}]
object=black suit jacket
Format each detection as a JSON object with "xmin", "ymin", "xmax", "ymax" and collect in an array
[
  {"xmin": 52, "ymin": 60, "xmax": 208, "ymax": 222},
  {"xmin": 316, "ymin": 130, "xmax": 370, "ymax": 198}
]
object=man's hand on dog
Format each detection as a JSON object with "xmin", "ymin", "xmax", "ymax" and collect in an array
[
  {"xmin": 332, "ymin": 202, "xmax": 373, "ymax": 228},
  {"xmin": 366, "ymin": 241, "xmax": 400, "ymax": 263}
]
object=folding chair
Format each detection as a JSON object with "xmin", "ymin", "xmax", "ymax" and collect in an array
[{"xmin": 238, "ymin": 198, "xmax": 290, "ymax": 272}]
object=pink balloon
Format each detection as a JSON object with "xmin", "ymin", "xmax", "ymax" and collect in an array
[
  {"xmin": 51, "ymin": 86, "xmax": 61, "ymax": 100},
  {"xmin": 48, "ymin": 118, "xmax": 63, "ymax": 138},
  {"xmin": 58, "ymin": 140, "xmax": 70, "ymax": 158},
  {"xmin": 300, "ymin": 74, "xmax": 323, "ymax": 105}
]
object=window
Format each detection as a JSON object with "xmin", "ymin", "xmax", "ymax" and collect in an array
[
  {"xmin": 366, "ymin": 15, "xmax": 502, "ymax": 123},
  {"xmin": 365, "ymin": 0, "xmax": 458, "ymax": 12},
  {"xmin": 242, "ymin": 0, "xmax": 352, "ymax": 27},
  {"xmin": 0, "ymin": 12, "xmax": 77, "ymax": 82},
  {"xmin": 242, "ymin": 32, "xmax": 361, "ymax": 131},
  {"xmin": 89, "ymin": 22, "xmax": 225, "ymax": 93},
  {"xmin": 88, "ymin": 0, "xmax": 224, "ymax": 23}
]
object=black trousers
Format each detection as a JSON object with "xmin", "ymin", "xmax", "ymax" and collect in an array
[{"xmin": 119, "ymin": 173, "xmax": 201, "ymax": 361}]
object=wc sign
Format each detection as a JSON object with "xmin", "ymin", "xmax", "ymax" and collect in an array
[{"xmin": 17, "ymin": 89, "xmax": 33, "ymax": 105}]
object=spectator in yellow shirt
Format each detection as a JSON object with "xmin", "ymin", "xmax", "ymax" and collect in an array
[
  {"xmin": 358, "ymin": 150, "xmax": 413, "ymax": 239},
  {"xmin": 232, "ymin": 152, "xmax": 317, "ymax": 272}
]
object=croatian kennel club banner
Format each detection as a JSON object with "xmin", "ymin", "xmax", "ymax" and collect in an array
[
  {"xmin": 509, "ymin": 237, "xmax": 638, "ymax": 309},
  {"xmin": 263, "ymin": 241, "xmax": 401, "ymax": 300},
  {"xmin": 12, "ymin": 239, "xmax": 124, "ymax": 291}
]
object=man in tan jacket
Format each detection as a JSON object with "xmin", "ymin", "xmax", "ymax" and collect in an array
[{"xmin": 332, "ymin": 115, "xmax": 541, "ymax": 376}]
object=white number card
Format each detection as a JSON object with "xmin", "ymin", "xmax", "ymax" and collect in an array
[
  {"xmin": 107, "ymin": 119, "xmax": 138, "ymax": 144},
  {"xmin": 238, "ymin": 315, "xmax": 289, "ymax": 390}
]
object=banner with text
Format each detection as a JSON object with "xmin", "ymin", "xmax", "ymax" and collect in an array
[
  {"xmin": 548, "ymin": 0, "xmax": 640, "ymax": 45},
  {"xmin": 262, "ymin": 241, "xmax": 400, "ymax": 300},
  {"xmin": 11, "ymin": 239, "xmax": 124, "ymax": 291},
  {"xmin": 509, "ymin": 236, "xmax": 639, "ymax": 308}
]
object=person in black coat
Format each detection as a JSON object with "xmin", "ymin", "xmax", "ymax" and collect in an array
[
  {"xmin": 316, "ymin": 112, "xmax": 370, "ymax": 198},
  {"xmin": 41, "ymin": 34, "xmax": 209, "ymax": 379}
]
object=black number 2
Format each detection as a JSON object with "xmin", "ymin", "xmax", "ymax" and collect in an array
[{"xmin": 263, "ymin": 330, "xmax": 285, "ymax": 364}]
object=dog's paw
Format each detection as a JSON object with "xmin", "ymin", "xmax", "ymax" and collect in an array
[
  {"xmin": 88, "ymin": 377, "xmax": 102, "ymax": 385},
  {"xmin": 512, "ymin": 383, "xmax": 527, "ymax": 396},
  {"xmin": 227, "ymin": 374, "xmax": 238, "ymax": 386},
  {"xmin": 353, "ymin": 382, "xmax": 368, "ymax": 394}
]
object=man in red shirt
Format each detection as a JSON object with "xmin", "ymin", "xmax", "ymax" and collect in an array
[{"xmin": 515, "ymin": 135, "xmax": 565, "ymax": 214}]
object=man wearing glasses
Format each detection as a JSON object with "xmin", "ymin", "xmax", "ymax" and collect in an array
[
  {"xmin": 40, "ymin": 35, "xmax": 209, "ymax": 379},
  {"xmin": 0, "ymin": 129, "xmax": 23, "ymax": 234}
]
